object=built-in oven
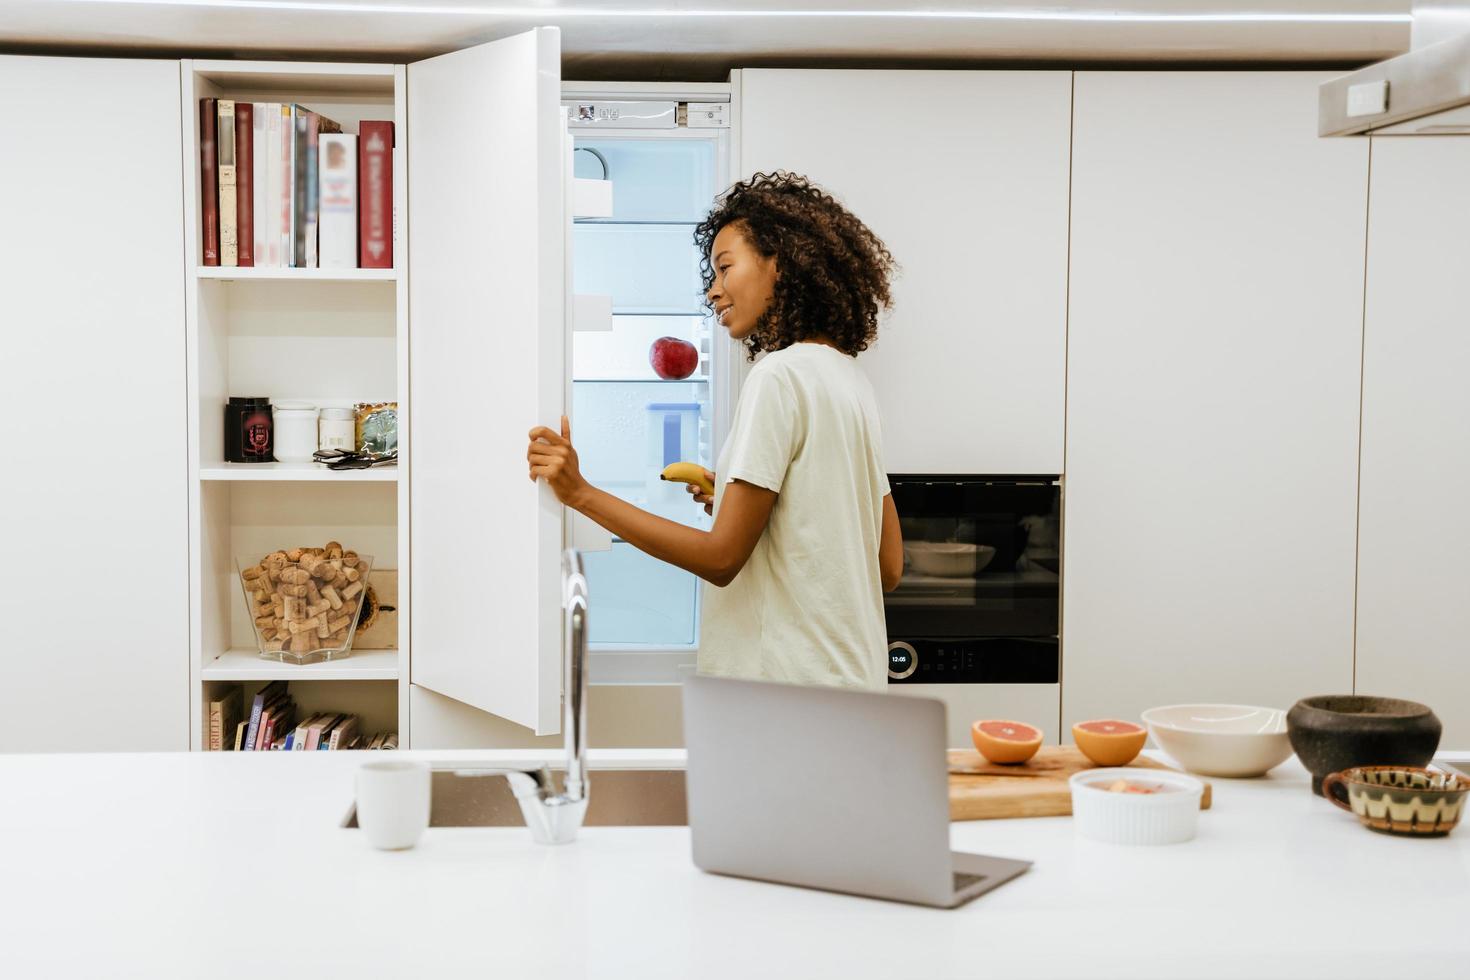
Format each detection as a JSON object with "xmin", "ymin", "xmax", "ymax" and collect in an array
[{"xmin": 885, "ymin": 475, "xmax": 1061, "ymax": 685}]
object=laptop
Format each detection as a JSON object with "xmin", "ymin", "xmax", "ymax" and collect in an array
[{"xmin": 681, "ymin": 674, "xmax": 1032, "ymax": 908}]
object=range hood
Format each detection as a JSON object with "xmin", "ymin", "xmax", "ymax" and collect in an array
[{"xmin": 1321, "ymin": 0, "xmax": 1470, "ymax": 135}]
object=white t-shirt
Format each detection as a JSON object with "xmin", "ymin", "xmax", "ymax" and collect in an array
[{"xmin": 698, "ymin": 342, "xmax": 891, "ymax": 690}]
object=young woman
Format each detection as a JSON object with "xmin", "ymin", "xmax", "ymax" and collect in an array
[{"xmin": 527, "ymin": 171, "xmax": 903, "ymax": 690}]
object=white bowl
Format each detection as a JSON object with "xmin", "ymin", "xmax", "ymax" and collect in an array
[
  {"xmin": 904, "ymin": 542, "xmax": 996, "ymax": 577},
  {"xmin": 1069, "ymin": 767, "xmax": 1205, "ymax": 845},
  {"xmin": 1140, "ymin": 703, "xmax": 1293, "ymax": 778}
]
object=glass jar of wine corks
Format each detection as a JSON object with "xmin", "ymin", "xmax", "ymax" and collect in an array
[{"xmin": 238, "ymin": 541, "xmax": 374, "ymax": 665}]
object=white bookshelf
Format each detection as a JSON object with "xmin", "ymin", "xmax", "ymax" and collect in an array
[
  {"xmin": 196, "ymin": 266, "xmax": 397, "ymax": 282},
  {"xmin": 200, "ymin": 461, "xmax": 398, "ymax": 482},
  {"xmin": 203, "ymin": 649, "xmax": 400, "ymax": 681},
  {"xmin": 183, "ymin": 59, "xmax": 410, "ymax": 752}
]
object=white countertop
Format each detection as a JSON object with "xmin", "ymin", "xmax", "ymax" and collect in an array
[{"xmin": 2, "ymin": 747, "xmax": 1466, "ymax": 980}]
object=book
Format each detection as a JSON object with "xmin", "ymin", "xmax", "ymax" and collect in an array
[
  {"xmin": 199, "ymin": 98, "xmax": 219, "ymax": 266},
  {"xmin": 328, "ymin": 714, "xmax": 359, "ymax": 751},
  {"xmin": 292, "ymin": 711, "xmax": 324, "ymax": 751},
  {"xmin": 358, "ymin": 121, "xmax": 394, "ymax": 268},
  {"xmin": 252, "ymin": 101, "xmax": 268, "ymax": 267},
  {"xmin": 259, "ymin": 696, "xmax": 293, "ymax": 750},
  {"xmin": 304, "ymin": 713, "xmax": 341, "ymax": 751},
  {"xmin": 307, "ymin": 109, "xmax": 342, "ymax": 267},
  {"xmin": 235, "ymin": 102, "xmax": 254, "ymax": 267},
  {"xmin": 318, "ymin": 133, "xmax": 357, "ymax": 268},
  {"xmin": 208, "ymin": 686, "xmax": 242, "ymax": 752},
  {"xmin": 263, "ymin": 103, "xmax": 281, "ymax": 267},
  {"xmin": 217, "ymin": 100, "xmax": 237, "ymax": 266},
  {"xmin": 367, "ymin": 732, "xmax": 385, "ymax": 751},
  {"xmin": 234, "ymin": 719, "xmax": 248, "ymax": 751},
  {"xmin": 242, "ymin": 680, "xmax": 287, "ymax": 752},
  {"xmin": 381, "ymin": 733, "xmax": 399, "ymax": 750},
  {"xmin": 316, "ymin": 713, "xmax": 346, "ymax": 750},
  {"xmin": 280, "ymin": 105, "xmax": 295, "ymax": 266}
]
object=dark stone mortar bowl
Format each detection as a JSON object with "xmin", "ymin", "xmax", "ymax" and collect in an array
[{"xmin": 1287, "ymin": 695, "xmax": 1442, "ymax": 795}]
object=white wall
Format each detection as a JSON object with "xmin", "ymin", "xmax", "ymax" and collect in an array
[{"xmin": 1, "ymin": 56, "xmax": 188, "ymax": 751}]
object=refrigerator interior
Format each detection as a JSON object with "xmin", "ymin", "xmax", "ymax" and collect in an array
[{"xmin": 572, "ymin": 135, "xmax": 718, "ymax": 646}]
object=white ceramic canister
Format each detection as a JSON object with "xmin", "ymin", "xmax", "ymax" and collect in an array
[
  {"xmin": 319, "ymin": 406, "xmax": 356, "ymax": 452},
  {"xmin": 272, "ymin": 401, "xmax": 319, "ymax": 462}
]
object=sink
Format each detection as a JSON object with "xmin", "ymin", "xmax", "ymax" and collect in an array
[{"xmin": 343, "ymin": 769, "xmax": 688, "ymax": 829}]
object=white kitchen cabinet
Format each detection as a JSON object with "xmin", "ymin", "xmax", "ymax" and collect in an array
[
  {"xmin": 0, "ymin": 57, "xmax": 188, "ymax": 751},
  {"xmin": 406, "ymin": 28, "xmax": 569, "ymax": 736},
  {"xmin": 182, "ymin": 60, "xmax": 408, "ymax": 750},
  {"xmin": 1062, "ymin": 72, "xmax": 1367, "ymax": 731},
  {"xmin": 736, "ymin": 69, "xmax": 1071, "ymax": 476},
  {"xmin": 1354, "ymin": 137, "xmax": 1470, "ymax": 745}
]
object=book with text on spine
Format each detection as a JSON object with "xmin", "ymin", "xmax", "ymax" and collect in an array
[
  {"xmin": 358, "ymin": 121, "xmax": 394, "ymax": 269},
  {"xmin": 318, "ymin": 133, "xmax": 357, "ymax": 268},
  {"xmin": 217, "ymin": 100, "xmax": 237, "ymax": 267},
  {"xmin": 235, "ymin": 102, "xmax": 254, "ymax": 267},
  {"xmin": 199, "ymin": 98, "xmax": 219, "ymax": 266},
  {"xmin": 252, "ymin": 101, "xmax": 268, "ymax": 267}
]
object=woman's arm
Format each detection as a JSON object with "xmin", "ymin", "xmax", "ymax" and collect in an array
[
  {"xmin": 879, "ymin": 493, "xmax": 904, "ymax": 592},
  {"xmin": 528, "ymin": 418, "xmax": 776, "ymax": 587}
]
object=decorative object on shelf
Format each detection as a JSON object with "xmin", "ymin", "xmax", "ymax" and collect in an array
[
  {"xmin": 272, "ymin": 401, "xmax": 319, "ymax": 462},
  {"xmin": 238, "ymin": 542, "xmax": 374, "ymax": 665},
  {"xmin": 224, "ymin": 396, "xmax": 275, "ymax": 463},
  {"xmin": 354, "ymin": 401, "xmax": 398, "ymax": 454},
  {"xmin": 1287, "ymin": 695, "xmax": 1442, "ymax": 796},
  {"xmin": 649, "ymin": 335, "xmax": 699, "ymax": 379},
  {"xmin": 318, "ymin": 406, "xmax": 356, "ymax": 452},
  {"xmin": 353, "ymin": 571, "xmax": 398, "ymax": 650}
]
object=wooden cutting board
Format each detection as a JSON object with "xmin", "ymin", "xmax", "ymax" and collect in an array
[{"xmin": 948, "ymin": 745, "xmax": 1212, "ymax": 821}]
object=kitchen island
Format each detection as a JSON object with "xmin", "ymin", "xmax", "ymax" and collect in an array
[{"xmin": 2, "ymin": 747, "xmax": 1465, "ymax": 979}]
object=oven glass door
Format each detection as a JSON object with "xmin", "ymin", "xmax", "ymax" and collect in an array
[{"xmin": 885, "ymin": 477, "xmax": 1060, "ymax": 683}]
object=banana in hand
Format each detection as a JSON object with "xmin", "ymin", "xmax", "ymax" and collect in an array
[{"xmin": 660, "ymin": 461, "xmax": 714, "ymax": 496}]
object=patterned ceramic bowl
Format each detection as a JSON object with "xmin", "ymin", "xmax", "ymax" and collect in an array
[{"xmin": 1322, "ymin": 766, "xmax": 1469, "ymax": 837}]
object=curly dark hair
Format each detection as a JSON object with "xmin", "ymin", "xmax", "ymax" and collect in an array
[{"xmin": 693, "ymin": 171, "xmax": 897, "ymax": 360}]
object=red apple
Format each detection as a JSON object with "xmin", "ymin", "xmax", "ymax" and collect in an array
[{"xmin": 649, "ymin": 336, "xmax": 699, "ymax": 380}]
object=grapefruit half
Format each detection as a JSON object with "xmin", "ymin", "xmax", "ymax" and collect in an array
[
  {"xmin": 971, "ymin": 719, "xmax": 1044, "ymax": 765},
  {"xmin": 1072, "ymin": 719, "xmax": 1147, "ymax": 767}
]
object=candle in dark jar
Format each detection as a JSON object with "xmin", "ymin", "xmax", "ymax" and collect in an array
[{"xmin": 225, "ymin": 396, "xmax": 275, "ymax": 463}]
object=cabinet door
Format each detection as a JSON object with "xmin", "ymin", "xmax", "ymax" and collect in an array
[
  {"xmin": 1063, "ymin": 72, "xmax": 1366, "ymax": 730},
  {"xmin": 1356, "ymin": 138, "xmax": 1470, "ymax": 745},
  {"xmin": 408, "ymin": 28, "xmax": 567, "ymax": 734},
  {"xmin": 0, "ymin": 56, "xmax": 187, "ymax": 751},
  {"xmin": 738, "ymin": 69, "xmax": 1071, "ymax": 474}
]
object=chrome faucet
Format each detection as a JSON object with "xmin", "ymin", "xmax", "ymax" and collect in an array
[{"xmin": 440, "ymin": 548, "xmax": 590, "ymax": 844}]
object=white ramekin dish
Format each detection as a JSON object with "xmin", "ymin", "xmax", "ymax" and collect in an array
[
  {"xmin": 1140, "ymin": 703, "xmax": 1293, "ymax": 778},
  {"xmin": 1069, "ymin": 767, "xmax": 1205, "ymax": 845}
]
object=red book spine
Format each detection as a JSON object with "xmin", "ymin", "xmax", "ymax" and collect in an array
[
  {"xmin": 235, "ymin": 103, "xmax": 254, "ymax": 267},
  {"xmin": 358, "ymin": 121, "xmax": 394, "ymax": 269},
  {"xmin": 200, "ymin": 98, "xmax": 219, "ymax": 266}
]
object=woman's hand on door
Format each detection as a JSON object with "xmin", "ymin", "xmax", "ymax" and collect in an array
[{"xmin": 527, "ymin": 416, "xmax": 591, "ymax": 509}]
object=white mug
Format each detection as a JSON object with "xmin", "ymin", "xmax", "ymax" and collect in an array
[{"xmin": 356, "ymin": 760, "xmax": 431, "ymax": 850}]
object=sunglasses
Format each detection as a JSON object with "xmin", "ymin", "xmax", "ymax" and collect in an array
[{"xmin": 312, "ymin": 448, "xmax": 399, "ymax": 471}]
